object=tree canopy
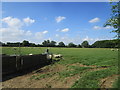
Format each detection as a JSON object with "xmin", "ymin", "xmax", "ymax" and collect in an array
[
  {"xmin": 91, "ymin": 39, "xmax": 120, "ymax": 48},
  {"xmin": 42, "ymin": 40, "xmax": 56, "ymax": 47},
  {"xmin": 58, "ymin": 42, "xmax": 65, "ymax": 47},
  {"xmin": 104, "ymin": 2, "xmax": 120, "ymax": 38},
  {"xmin": 22, "ymin": 40, "xmax": 30, "ymax": 46},
  {"xmin": 68, "ymin": 42, "xmax": 77, "ymax": 47},
  {"xmin": 81, "ymin": 41, "xmax": 89, "ymax": 48}
]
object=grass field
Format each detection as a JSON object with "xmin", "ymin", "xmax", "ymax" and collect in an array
[{"xmin": 1, "ymin": 47, "xmax": 119, "ymax": 88}]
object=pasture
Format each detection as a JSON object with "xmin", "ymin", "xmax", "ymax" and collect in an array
[{"xmin": 1, "ymin": 47, "xmax": 119, "ymax": 88}]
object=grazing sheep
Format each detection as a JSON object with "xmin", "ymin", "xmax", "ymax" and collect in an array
[
  {"xmin": 111, "ymin": 49, "xmax": 115, "ymax": 51},
  {"xmin": 29, "ymin": 53, "xmax": 33, "ymax": 55},
  {"xmin": 52, "ymin": 54, "xmax": 63, "ymax": 59},
  {"xmin": 47, "ymin": 54, "xmax": 63, "ymax": 60},
  {"xmin": 47, "ymin": 54, "xmax": 52, "ymax": 60},
  {"xmin": 116, "ymin": 49, "xmax": 119, "ymax": 51}
]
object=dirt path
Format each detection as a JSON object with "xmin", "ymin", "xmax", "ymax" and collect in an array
[
  {"xmin": 69, "ymin": 63, "xmax": 111, "ymax": 68},
  {"xmin": 69, "ymin": 63, "xmax": 97, "ymax": 68}
]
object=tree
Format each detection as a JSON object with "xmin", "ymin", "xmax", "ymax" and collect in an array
[
  {"xmin": 77, "ymin": 44, "xmax": 82, "ymax": 48},
  {"xmin": 42, "ymin": 40, "xmax": 56, "ymax": 47},
  {"xmin": 29, "ymin": 43, "xmax": 36, "ymax": 47},
  {"xmin": 104, "ymin": 2, "xmax": 120, "ymax": 38},
  {"xmin": 68, "ymin": 42, "xmax": 76, "ymax": 47},
  {"xmin": 42, "ymin": 40, "xmax": 50, "ymax": 47},
  {"xmin": 91, "ymin": 39, "xmax": 120, "ymax": 48},
  {"xmin": 81, "ymin": 41, "xmax": 89, "ymax": 48},
  {"xmin": 50, "ymin": 41, "xmax": 56, "ymax": 47},
  {"xmin": 0, "ymin": 42, "xmax": 5, "ymax": 46},
  {"xmin": 22, "ymin": 40, "xmax": 30, "ymax": 47},
  {"xmin": 58, "ymin": 42, "xmax": 65, "ymax": 47}
]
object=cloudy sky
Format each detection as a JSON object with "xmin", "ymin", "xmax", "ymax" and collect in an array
[{"xmin": 1, "ymin": 2, "xmax": 116, "ymax": 45}]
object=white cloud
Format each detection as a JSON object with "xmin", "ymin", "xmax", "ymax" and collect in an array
[
  {"xmin": 55, "ymin": 16, "xmax": 66, "ymax": 23},
  {"xmin": 55, "ymin": 34, "xmax": 59, "ymax": 37},
  {"xmin": 82, "ymin": 36, "xmax": 94, "ymax": 41},
  {"xmin": 2, "ymin": 16, "xmax": 22, "ymax": 28},
  {"xmin": 35, "ymin": 32, "xmax": 43, "ymax": 39},
  {"xmin": 23, "ymin": 17, "xmax": 35, "ymax": 25},
  {"xmin": 93, "ymin": 26, "xmax": 113, "ymax": 30},
  {"xmin": 48, "ymin": 37, "xmax": 51, "ymax": 41},
  {"xmin": 93, "ymin": 26, "xmax": 101, "ymax": 30},
  {"xmin": 60, "ymin": 37, "xmax": 74, "ymax": 44},
  {"xmin": 61, "ymin": 28, "xmax": 69, "ymax": 32},
  {"xmin": 25, "ymin": 31, "xmax": 32, "ymax": 36},
  {"xmin": 35, "ymin": 30, "xmax": 48, "ymax": 39},
  {"xmin": 43, "ymin": 30, "xmax": 48, "ymax": 34},
  {"xmin": 0, "ymin": 27, "xmax": 29, "ymax": 42},
  {"xmin": 1, "ymin": 16, "xmax": 49, "ymax": 43},
  {"xmin": 1, "ymin": 16, "xmax": 36, "ymax": 42},
  {"xmin": 89, "ymin": 17, "xmax": 100, "ymax": 23}
]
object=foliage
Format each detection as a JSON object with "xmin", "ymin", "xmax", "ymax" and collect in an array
[
  {"xmin": 50, "ymin": 41, "xmax": 56, "ymax": 47},
  {"xmin": 58, "ymin": 42, "xmax": 65, "ymax": 47},
  {"xmin": 42, "ymin": 40, "xmax": 56, "ymax": 47},
  {"xmin": 22, "ymin": 40, "xmax": 30, "ymax": 46},
  {"xmin": 104, "ymin": 2, "xmax": 120, "ymax": 38},
  {"xmin": 68, "ymin": 42, "xmax": 77, "ymax": 47},
  {"xmin": 81, "ymin": 41, "xmax": 89, "ymax": 48},
  {"xmin": 77, "ymin": 44, "xmax": 82, "ymax": 48},
  {"xmin": 1, "ymin": 39, "xmax": 120, "ymax": 48},
  {"xmin": 91, "ymin": 39, "xmax": 120, "ymax": 48}
]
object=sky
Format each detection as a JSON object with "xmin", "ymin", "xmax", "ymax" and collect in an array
[{"xmin": 1, "ymin": 2, "xmax": 117, "ymax": 45}]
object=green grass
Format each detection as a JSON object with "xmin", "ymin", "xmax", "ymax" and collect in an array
[
  {"xmin": 1, "ymin": 47, "xmax": 46, "ymax": 55},
  {"xmin": 112, "ymin": 78, "xmax": 119, "ymax": 88},
  {"xmin": 1, "ymin": 47, "xmax": 119, "ymax": 88},
  {"xmin": 30, "ymin": 72, "xmax": 56, "ymax": 80},
  {"xmin": 59, "ymin": 66, "xmax": 93, "ymax": 78},
  {"xmin": 72, "ymin": 66, "xmax": 118, "ymax": 88}
]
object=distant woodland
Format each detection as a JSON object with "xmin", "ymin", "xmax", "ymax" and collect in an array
[{"xmin": 0, "ymin": 39, "xmax": 120, "ymax": 48}]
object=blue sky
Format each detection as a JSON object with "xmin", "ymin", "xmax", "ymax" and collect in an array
[{"xmin": 1, "ymin": 2, "xmax": 116, "ymax": 45}]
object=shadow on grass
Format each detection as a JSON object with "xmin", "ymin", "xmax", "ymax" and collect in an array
[
  {"xmin": 2, "ymin": 64, "xmax": 51, "ymax": 82},
  {"xmin": 2, "ymin": 59, "xmax": 62, "ymax": 82}
]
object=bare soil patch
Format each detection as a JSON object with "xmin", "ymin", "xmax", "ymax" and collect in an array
[
  {"xmin": 69, "ymin": 63, "xmax": 97, "ymax": 68},
  {"xmin": 100, "ymin": 75, "xmax": 119, "ymax": 88},
  {"xmin": 68, "ymin": 63, "xmax": 110, "ymax": 72}
]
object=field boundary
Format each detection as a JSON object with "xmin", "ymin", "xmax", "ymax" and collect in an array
[{"xmin": 2, "ymin": 54, "xmax": 51, "ymax": 75}]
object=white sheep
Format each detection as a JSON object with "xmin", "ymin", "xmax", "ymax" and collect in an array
[
  {"xmin": 29, "ymin": 53, "xmax": 33, "ymax": 55},
  {"xmin": 47, "ymin": 54, "xmax": 63, "ymax": 60},
  {"xmin": 53, "ymin": 54, "xmax": 63, "ymax": 58},
  {"xmin": 111, "ymin": 49, "xmax": 115, "ymax": 51},
  {"xmin": 116, "ymin": 49, "xmax": 119, "ymax": 51},
  {"xmin": 47, "ymin": 54, "xmax": 52, "ymax": 60}
]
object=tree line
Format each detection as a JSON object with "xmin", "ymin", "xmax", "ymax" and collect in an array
[{"xmin": 0, "ymin": 39, "xmax": 119, "ymax": 48}]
